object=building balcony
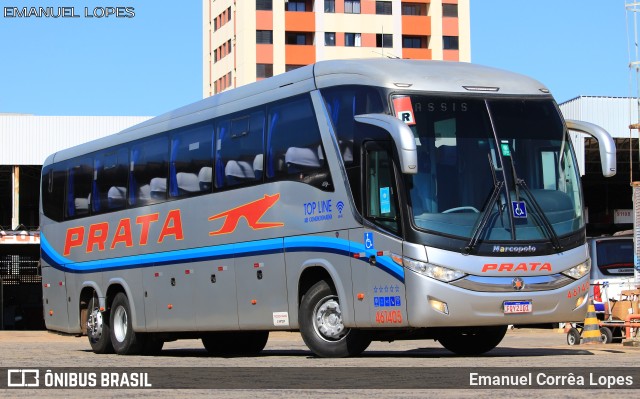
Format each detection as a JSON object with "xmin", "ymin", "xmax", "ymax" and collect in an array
[
  {"xmin": 401, "ymin": 15, "xmax": 430, "ymax": 36},
  {"xmin": 285, "ymin": 11, "xmax": 315, "ymax": 32},
  {"xmin": 402, "ymin": 48, "xmax": 432, "ymax": 60},
  {"xmin": 285, "ymin": 44, "xmax": 315, "ymax": 65}
]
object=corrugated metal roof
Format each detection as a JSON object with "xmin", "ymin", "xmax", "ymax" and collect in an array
[
  {"xmin": 560, "ymin": 96, "xmax": 638, "ymax": 176},
  {"xmin": 560, "ymin": 96, "xmax": 638, "ymax": 139},
  {"xmin": 0, "ymin": 115, "xmax": 151, "ymax": 165}
]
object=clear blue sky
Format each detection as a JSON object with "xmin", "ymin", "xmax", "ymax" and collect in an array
[{"xmin": 0, "ymin": 1, "xmax": 632, "ymax": 116}]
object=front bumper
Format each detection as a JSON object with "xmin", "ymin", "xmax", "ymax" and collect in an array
[{"xmin": 405, "ymin": 269, "xmax": 589, "ymax": 327}]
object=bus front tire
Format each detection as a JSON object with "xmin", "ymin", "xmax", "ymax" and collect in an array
[
  {"xmin": 202, "ymin": 331, "xmax": 269, "ymax": 355},
  {"xmin": 109, "ymin": 292, "xmax": 144, "ymax": 355},
  {"xmin": 87, "ymin": 296, "xmax": 114, "ymax": 354},
  {"xmin": 437, "ymin": 325, "xmax": 508, "ymax": 355},
  {"xmin": 299, "ymin": 280, "xmax": 371, "ymax": 358}
]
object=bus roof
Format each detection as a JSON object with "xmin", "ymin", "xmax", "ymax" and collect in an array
[{"xmin": 44, "ymin": 59, "xmax": 551, "ymax": 165}]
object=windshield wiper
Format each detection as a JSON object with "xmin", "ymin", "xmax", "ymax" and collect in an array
[
  {"xmin": 500, "ymin": 141, "xmax": 562, "ymax": 251},
  {"xmin": 516, "ymin": 179, "xmax": 563, "ymax": 251},
  {"xmin": 464, "ymin": 154, "xmax": 504, "ymax": 254}
]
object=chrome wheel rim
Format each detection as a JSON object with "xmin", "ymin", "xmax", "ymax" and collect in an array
[
  {"xmin": 313, "ymin": 295, "xmax": 347, "ymax": 342},
  {"xmin": 113, "ymin": 306, "xmax": 128, "ymax": 343},
  {"xmin": 87, "ymin": 306, "xmax": 103, "ymax": 342}
]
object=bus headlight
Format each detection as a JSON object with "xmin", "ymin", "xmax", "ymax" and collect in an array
[
  {"xmin": 561, "ymin": 260, "xmax": 590, "ymax": 280},
  {"xmin": 393, "ymin": 254, "xmax": 466, "ymax": 282}
]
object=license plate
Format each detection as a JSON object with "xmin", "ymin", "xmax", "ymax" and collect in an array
[{"xmin": 503, "ymin": 300, "xmax": 532, "ymax": 314}]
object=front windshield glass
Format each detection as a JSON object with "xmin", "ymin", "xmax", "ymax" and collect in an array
[{"xmin": 400, "ymin": 95, "xmax": 583, "ymax": 241}]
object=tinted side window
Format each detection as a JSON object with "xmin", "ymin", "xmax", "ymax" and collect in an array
[
  {"xmin": 66, "ymin": 157, "xmax": 93, "ymax": 219},
  {"xmin": 93, "ymin": 147, "xmax": 129, "ymax": 213},
  {"xmin": 267, "ymin": 95, "xmax": 333, "ymax": 191},
  {"xmin": 42, "ymin": 164, "xmax": 66, "ymax": 222},
  {"xmin": 365, "ymin": 142, "xmax": 400, "ymax": 233},
  {"xmin": 169, "ymin": 123, "xmax": 214, "ymax": 198},
  {"xmin": 321, "ymin": 86, "xmax": 385, "ymax": 167},
  {"xmin": 216, "ymin": 110, "xmax": 265, "ymax": 189},
  {"xmin": 129, "ymin": 136, "xmax": 169, "ymax": 207},
  {"xmin": 595, "ymin": 240, "xmax": 634, "ymax": 276}
]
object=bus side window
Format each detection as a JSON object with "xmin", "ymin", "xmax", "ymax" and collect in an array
[
  {"xmin": 66, "ymin": 157, "xmax": 93, "ymax": 219},
  {"xmin": 129, "ymin": 136, "xmax": 169, "ymax": 207},
  {"xmin": 215, "ymin": 110, "xmax": 264, "ymax": 189},
  {"xmin": 93, "ymin": 147, "xmax": 128, "ymax": 213},
  {"xmin": 266, "ymin": 95, "xmax": 333, "ymax": 191},
  {"xmin": 42, "ymin": 164, "xmax": 66, "ymax": 222},
  {"xmin": 321, "ymin": 85, "xmax": 385, "ymax": 168},
  {"xmin": 364, "ymin": 142, "xmax": 400, "ymax": 234},
  {"xmin": 169, "ymin": 123, "xmax": 214, "ymax": 198}
]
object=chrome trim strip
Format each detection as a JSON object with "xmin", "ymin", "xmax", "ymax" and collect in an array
[{"xmin": 450, "ymin": 274, "xmax": 574, "ymax": 292}]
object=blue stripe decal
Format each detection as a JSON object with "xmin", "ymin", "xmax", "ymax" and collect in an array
[{"xmin": 41, "ymin": 233, "xmax": 404, "ymax": 282}]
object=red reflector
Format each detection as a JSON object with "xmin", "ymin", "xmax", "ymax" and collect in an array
[
  {"xmin": 353, "ymin": 253, "xmax": 360, "ymax": 258},
  {"xmin": 218, "ymin": 266, "xmax": 225, "ymax": 271},
  {"xmin": 254, "ymin": 263, "xmax": 259, "ymax": 268},
  {"xmin": 59, "ymin": 281, "xmax": 63, "ymax": 286},
  {"xmin": 251, "ymin": 299, "xmax": 257, "ymax": 305},
  {"xmin": 377, "ymin": 251, "xmax": 383, "ymax": 256},
  {"xmin": 154, "ymin": 272, "xmax": 160, "ymax": 278},
  {"xmin": 185, "ymin": 270, "xmax": 191, "ymax": 275}
]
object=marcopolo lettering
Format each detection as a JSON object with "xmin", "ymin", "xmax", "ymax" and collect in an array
[{"xmin": 492, "ymin": 245, "xmax": 537, "ymax": 253}]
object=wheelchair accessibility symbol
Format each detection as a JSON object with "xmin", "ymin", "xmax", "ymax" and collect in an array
[
  {"xmin": 364, "ymin": 232, "xmax": 374, "ymax": 249},
  {"xmin": 511, "ymin": 201, "xmax": 527, "ymax": 219}
]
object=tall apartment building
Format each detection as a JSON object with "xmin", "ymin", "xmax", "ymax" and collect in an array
[{"xmin": 203, "ymin": 0, "xmax": 470, "ymax": 97}]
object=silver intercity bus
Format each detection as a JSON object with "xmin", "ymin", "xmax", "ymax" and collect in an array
[{"xmin": 40, "ymin": 59, "xmax": 616, "ymax": 357}]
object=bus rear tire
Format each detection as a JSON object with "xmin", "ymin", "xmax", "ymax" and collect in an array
[
  {"xmin": 110, "ymin": 292, "xmax": 144, "ymax": 355},
  {"xmin": 202, "ymin": 331, "xmax": 269, "ymax": 355},
  {"xmin": 437, "ymin": 325, "xmax": 507, "ymax": 355},
  {"xmin": 299, "ymin": 280, "xmax": 371, "ymax": 358},
  {"xmin": 87, "ymin": 296, "xmax": 114, "ymax": 354}
]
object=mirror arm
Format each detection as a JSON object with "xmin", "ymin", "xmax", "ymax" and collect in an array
[{"xmin": 566, "ymin": 119, "xmax": 616, "ymax": 177}]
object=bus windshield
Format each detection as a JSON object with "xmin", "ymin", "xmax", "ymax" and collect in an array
[{"xmin": 401, "ymin": 95, "xmax": 583, "ymax": 242}]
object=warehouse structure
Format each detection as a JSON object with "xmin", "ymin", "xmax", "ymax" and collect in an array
[
  {"xmin": 560, "ymin": 96, "xmax": 640, "ymax": 235},
  {"xmin": 0, "ymin": 115, "xmax": 150, "ymax": 329}
]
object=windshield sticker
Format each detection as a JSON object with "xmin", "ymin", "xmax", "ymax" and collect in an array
[
  {"xmin": 511, "ymin": 201, "xmax": 527, "ymax": 219},
  {"xmin": 393, "ymin": 96, "xmax": 416, "ymax": 125},
  {"xmin": 500, "ymin": 142, "xmax": 511, "ymax": 157},
  {"xmin": 380, "ymin": 187, "xmax": 391, "ymax": 214}
]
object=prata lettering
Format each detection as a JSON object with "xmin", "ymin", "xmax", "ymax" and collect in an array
[
  {"xmin": 63, "ymin": 210, "xmax": 183, "ymax": 256},
  {"xmin": 482, "ymin": 262, "xmax": 552, "ymax": 272}
]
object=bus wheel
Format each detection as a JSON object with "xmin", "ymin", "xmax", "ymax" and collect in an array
[
  {"xmin": 109, "ymin": 292, "xmax": 144, "ymax": 355},
  {"xmin": 87, "ymin": 296, "xmax": 114, "ymax": 354},
  {"xmin": 299, "ymin": 280, "xmax": 371, "ymax": 358},
  {"xmin": 437, "ymin": 325, "xmax": 508, "ymax": 355},
  {"xmin": 202, "ymin": 331, "xmax": 269, "ymax": 355}
]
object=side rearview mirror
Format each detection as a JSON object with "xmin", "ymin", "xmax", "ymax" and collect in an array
[
  {"xmin": 354, "ymin": 114, "xmax": 418, "ymax": 174},
  {"xmin": 566, "ymin": 119, "xmax": 616, "ymax": 177}
]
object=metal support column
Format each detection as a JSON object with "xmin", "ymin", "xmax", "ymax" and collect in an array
[{"xmin": 11, "ymin": 165, "xmax": 19, "ymax": 230}]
